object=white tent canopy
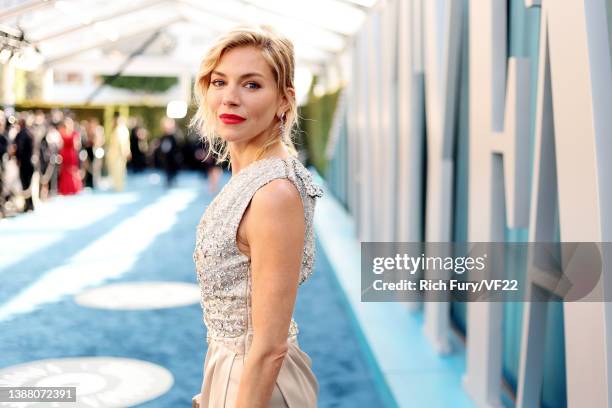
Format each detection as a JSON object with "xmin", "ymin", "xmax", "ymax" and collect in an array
[{"xmin": 0, "ymin": 0, "xmax": 376, "ymax": 105}]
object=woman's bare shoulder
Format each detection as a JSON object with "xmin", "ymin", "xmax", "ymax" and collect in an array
[
  {"xmin": 238, "ymin": 178, "xmax": 304, "ymax": 258},
  {"xmin": 250, "ymin": 178, "xmax": 303, "ymax": 216}
]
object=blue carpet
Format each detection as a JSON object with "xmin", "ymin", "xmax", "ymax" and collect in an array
[{"xmin": 0, "ymin": 170, "xmax": 385, "ymax": 407}]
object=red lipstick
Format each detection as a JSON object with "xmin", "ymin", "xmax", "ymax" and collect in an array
[{"xmin": 219, "ymin": 113, "xmax": 246, "ymax": 124}]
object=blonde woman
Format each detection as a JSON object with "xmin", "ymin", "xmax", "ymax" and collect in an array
[{"xmin": 191, "ymin": 25, "xmax": 322, "ymax": 408}]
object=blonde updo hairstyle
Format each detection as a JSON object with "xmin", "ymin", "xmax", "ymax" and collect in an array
[{"xmin": 191, "ymin": 24, "xmax": 299, "ymax": 167}]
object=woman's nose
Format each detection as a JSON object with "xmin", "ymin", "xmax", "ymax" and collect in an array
[{"xmin": 221, "ymin": 85, "xmax": 240, "ymax": 106}]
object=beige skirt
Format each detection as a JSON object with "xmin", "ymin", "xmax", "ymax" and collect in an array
[{"xmin": 195, "ymin": 332, "xmax": 318, "ymax": 407}]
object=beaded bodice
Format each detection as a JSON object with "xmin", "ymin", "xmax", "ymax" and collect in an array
[{"xmin": 193, "ymin": 155, "xmax": 323, "ymax": 341}]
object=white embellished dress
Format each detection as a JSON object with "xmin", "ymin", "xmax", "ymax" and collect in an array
[{"xmin": 193, "ymin": 155, "xmax": 323, "ymax": 407}]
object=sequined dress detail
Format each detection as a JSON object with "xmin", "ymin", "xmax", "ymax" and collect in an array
[{"xmin": 193, "ymin": 155, "xmax": 322, "ymax": 408}]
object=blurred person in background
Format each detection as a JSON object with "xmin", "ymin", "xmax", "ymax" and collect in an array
[
  {"xmin": 80, "ymin": 119, "xmax": 94, "ymax": 189},
  {"xmin": 43, "ymin": 119, "xmax": 62, "ymax": 198},
  {"xmin": 50, "ymin": 109, "xmax": 63, "ymax": 128},
  {"xmin": 57, "ymin": 117, "xmax": 83, "ymax": 196},
  {"xmin": 159, "ymin": 117, "xmax": 179, "ymax": 188},
  {"xmin": 106, "ymin": 112, "xmax": 131, "ymax": 192},
  {"xmin": 85, "ymin": 118, "xmax": 102, "ymax": 188},
  {"xmin": 3, "ymin": 114, "xmax": 20, "ymax": 213},
  {"xmin": 33, "ymin": 110, "xmax": 52, "ymax": 200},
  {"xmin": 128, "ymin": 116, "xmax": 147, "ymax": 173},
  {"xmin": 82, "ymin": 118, "xmax": 105, "ymax": 189},
  {"xmin": 201, "ymin": 137, "xmax": 223, "ymax": 194},
  {"xmin": 92, "ymin": 118, "xmax": 105, "ymax": 188},
  {"xmin": 12, "ymin": 116, "xmax": 35, "ymax": 212},
  {"xmin": 0, "ymin": 110, "xmax": 7, "ymax": 216}
]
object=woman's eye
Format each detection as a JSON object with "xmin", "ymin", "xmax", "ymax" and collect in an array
[
  {"xmin": 211, "ymin": 79, "xmax": 224, "ymax": 87},
  {"xmin": 245, "ymin": 82, "xmax": 260, "ymax": 89}
]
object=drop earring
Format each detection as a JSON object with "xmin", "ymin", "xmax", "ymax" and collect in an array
[{"xmin": 278, "ymin": 113, "xmax": 286, "ymax": 136}]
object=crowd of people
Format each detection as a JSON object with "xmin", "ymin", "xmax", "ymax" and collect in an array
[{"xmin": 0, "ymin": 108, "xmax": 223, "ymax": 218}]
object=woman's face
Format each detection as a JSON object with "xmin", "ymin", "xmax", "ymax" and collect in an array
[
  {"xmin": 64, "ymin": 118, "xmax": 74, "ymax": 133},
  {"xmin": 207, "ymin": 46, "xmax": 285, "ymax": 145}
]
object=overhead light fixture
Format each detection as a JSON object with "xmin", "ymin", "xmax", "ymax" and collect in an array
[
  {"xmin": 1, "ymin": 25, "xmax": 39, "ymax": 67},
  {"xmin": 12, "ymin": 46, "xmax": 43, "ymax": 71},
  {"xmin": 0, "ymin": 49, "xmax": 12, "ymax": 64}
]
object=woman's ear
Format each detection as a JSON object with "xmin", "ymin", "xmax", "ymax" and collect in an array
[
  {"xmin": 287, "ymin": 87, "xmax": 296, "ymax": 99},
  {"xmin": 277, "ymin": 88, "xmax": 295, "ymax": 118}
]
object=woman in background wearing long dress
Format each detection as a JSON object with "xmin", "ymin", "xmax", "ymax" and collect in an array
[
  {"xmin": 106, "ymin": 112, "xmax": 131, "ymax": 192},
  {"xmin": 57, "ymin": 117, "xmax": 82, "ymax": 196}
]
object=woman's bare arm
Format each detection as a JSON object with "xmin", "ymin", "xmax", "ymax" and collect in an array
[{"xmin": 235, "ymin": 178, "xmax": 305, "ymax": 408}]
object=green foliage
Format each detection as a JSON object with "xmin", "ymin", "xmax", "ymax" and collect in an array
[
  {"xmin": 101, "ymin": 75, "xmax": 179, "ymax": 93},
  {"xmin": 298, "ymin": 76, "xmax": 341, "ymax": 174}
]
